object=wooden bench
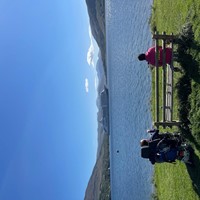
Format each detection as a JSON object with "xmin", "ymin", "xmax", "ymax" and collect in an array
[{"xmin": 153, "ymin": 32, "xmax": 181, "ymax": 128}]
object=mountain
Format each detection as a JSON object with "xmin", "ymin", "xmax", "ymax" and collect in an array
[
  {"xmin": 84, "ymin": 135, "xmax": 110, "ymax": 200},
  {"xmin": 84, "ymin": 0, "xmax": 111, "ymax": 200},
  {"xmin": 96, "ymin": 53, "xmax": 107, "ymax": 157},
  {"xmin": 85, "ymin": 0, "xmax": 106, "ymax": 76}
]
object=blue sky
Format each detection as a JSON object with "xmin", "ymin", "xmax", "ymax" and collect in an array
[{"xmin": 0, "ymin": 1, "xmax": 98, "ymax": 200}]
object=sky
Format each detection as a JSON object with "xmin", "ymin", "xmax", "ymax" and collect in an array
[{"xmin": 0, "ymin": 1, "xmax": 98, "ymax": 200}]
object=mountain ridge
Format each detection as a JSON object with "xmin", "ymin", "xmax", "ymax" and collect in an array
[{"xmin": 84, "ymin": 0, "xmax": 111, "ymax": 199}]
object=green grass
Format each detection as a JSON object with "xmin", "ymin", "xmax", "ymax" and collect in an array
[
  {"xmin": 154, "ymin": 163, "xmax": 199, "ymax": 200},
  {"xmin": 151, "ymin": 0, "xmax": 200, "ymax": 35},
  {"xmin": 151, "ymin": 0, "xmax": 200, "ymax": 199}
]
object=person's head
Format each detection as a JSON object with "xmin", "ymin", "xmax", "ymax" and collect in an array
[
  {"xmin": 140, "ymin": 139, "xmax": 149, "ymax": 147},
  {"xmin": 138, "ymin": 54, "xmax": 146, "ymax": 61}
]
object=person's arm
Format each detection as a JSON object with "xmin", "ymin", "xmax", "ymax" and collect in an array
[
  {"xmin": 151, "ymin": 130, "xmax": 160, "ymax": 140},
  {"xmin": 147, "ymin": 129, "xmax": 159, "ymax": 140},
  {"xmin": 156, "ymin": 138, "xmax": 169, "ymax": 151}
]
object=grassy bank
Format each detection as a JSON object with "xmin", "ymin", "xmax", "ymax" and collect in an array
[{"xmin": 150, "ymin": 1, "xmax": 200, "ymax": 199}]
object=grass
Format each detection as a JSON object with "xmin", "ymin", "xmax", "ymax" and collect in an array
[{"xmin": 150, "ymin": 0, "xmax": 200, "ymax": 199}]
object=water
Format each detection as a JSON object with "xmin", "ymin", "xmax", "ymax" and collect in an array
[{"xmin": 106, "ymin": 1, "xmax": 154, "ymax": 199}]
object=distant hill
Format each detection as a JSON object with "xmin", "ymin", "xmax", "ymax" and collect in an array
[
  {"xmin": 85, "ymin": 0, "xmax": 106, "ymax": 75},
  {"xmin": 84, "ymin": 0, "xmax": 111, "ymax": 199},
  {"xmin": 84, "ymin": 135, "xmax": 110, "ymax": 200}
]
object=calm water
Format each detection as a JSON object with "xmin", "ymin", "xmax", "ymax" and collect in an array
[{"xmin": 106, "ymin": 1, "xmax": 154, "ymax": 199}]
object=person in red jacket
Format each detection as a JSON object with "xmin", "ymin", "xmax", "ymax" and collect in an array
[{"xmin": 138, "ymin": 46, "xmax": 172, "ymax": 67}]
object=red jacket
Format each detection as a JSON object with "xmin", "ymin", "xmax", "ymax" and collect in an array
[{"xmin": 145, "ymin": 46, "xmax": 172, "ymax": 66}]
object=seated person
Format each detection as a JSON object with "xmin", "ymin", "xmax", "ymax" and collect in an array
[
  {"xmin": 138, "ymin": 46, "xmax": 172, "ymax": 67},
  {"xmin": 141, "ymin": 134, "xmax": 179, "ymax": 165}
]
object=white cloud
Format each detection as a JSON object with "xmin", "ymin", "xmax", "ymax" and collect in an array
[
  {"xmin": 85, "ymin": 78, "xmax": 89, "ymax": 93},
  {"xmin": 87, "ymin": 26, "xmax": 95, "ymax": 67}
]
